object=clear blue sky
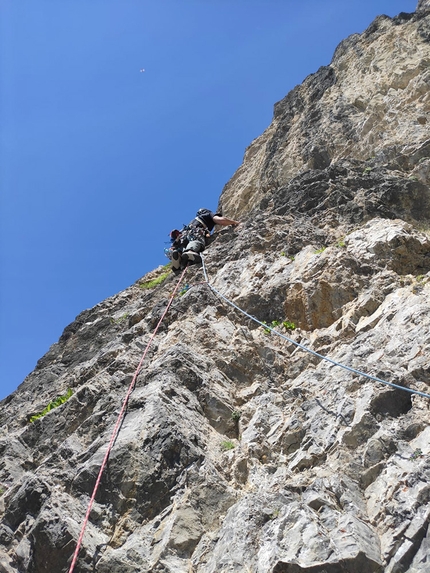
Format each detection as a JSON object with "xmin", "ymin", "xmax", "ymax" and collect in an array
[{"xmin": 0, "ymin": 0, "xmax": 417, "ymax": 400}]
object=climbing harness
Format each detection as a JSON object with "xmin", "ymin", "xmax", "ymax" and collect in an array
[
  {"xmin": 164, "ymin": 224, "xmax": 205, "ymax": 261},
  {"xmin": 67, "ymin": 267, "xmax": 187, "ymax": 573},
  {"xmin": 165, "ymin": 209, "xmax": 217, "ymax": 262},
  {"xmin": 200, "ymin": 256, "xmax": 430, "ymax": 400}
]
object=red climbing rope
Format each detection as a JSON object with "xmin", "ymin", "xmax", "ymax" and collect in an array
[{"xmin": 67, "ymin": 267, "xmax": 187, "ymax": 573}]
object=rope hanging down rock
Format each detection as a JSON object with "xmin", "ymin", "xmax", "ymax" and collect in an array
[
  {"xmin": 67, "ymin": 267, "xmax": 188, "ymax": 573},
  {"xmin": 69, "ymin": 252, "xmax": 429, "ymax": 571},
  {"xmin": 200, "ymin": 256, "xmax": 430, "ymax": 400}
]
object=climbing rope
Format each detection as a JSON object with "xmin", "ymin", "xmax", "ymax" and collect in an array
[
  {"xmin": 200, "ymin": 256, "xmax": 430, "ymax": 400},
  {"xmin": 68, "ymin": 267, "xmax": 187, "ymax": 573},
  {"xmin": 68, "ymin": 251, "xmax": 429, "ymax": 570}
]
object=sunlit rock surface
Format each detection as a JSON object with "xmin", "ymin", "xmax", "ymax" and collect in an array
[
  {"xmin": 219, "ymin": 4, "xmax": 430, "ymax": 222},
  {"xmin": 0, "ymin": 2, "xmax": 429, "ymax": 572}
]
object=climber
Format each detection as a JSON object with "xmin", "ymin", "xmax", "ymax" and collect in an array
[{"xmin": 169, "ymin": 208, "xmax": 240, "ymax": 274}]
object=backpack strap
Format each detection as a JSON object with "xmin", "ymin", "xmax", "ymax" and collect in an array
[{"xmin": 194, "ymin": 216, "xmax": 209, "ymax": 230}]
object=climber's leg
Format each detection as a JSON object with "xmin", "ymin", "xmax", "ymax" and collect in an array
[{"xmin": 182, "ymin": 241, "xmax": 205, "ymax": 266}]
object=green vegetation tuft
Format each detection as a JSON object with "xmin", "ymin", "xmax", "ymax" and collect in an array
[
  {"xmin": 29, "ymin": 388, "xmax": 73, "ymax": 423},
  {"xmin": 220, "ymin": 440, "xmax": 235, "ymax": 451},
  {"xmin": 110, "ymin": 313, "xmax": 129, "ymax": 325},
  {"xmin": 139, "ymin": 271, "xmax": 170, "ymax": 289},
  {"xmin": 231, "ymin": 410, "xmax": 241, "ymax": 422},
  {"xmin": 261, "ymin": 319, "xmax": 296, "ymax": 334},
  {"xmin": 314, "ymin": 247, "xmax": 326, "ymax": 254},
  {"xmin": 410, "ymin": 448, "xmax": 423, "ymax": 460},
  {"xmin": 261, "ymin": 321, "xmax": 275, "ymax": 334}
]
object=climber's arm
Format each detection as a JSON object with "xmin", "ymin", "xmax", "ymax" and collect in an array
[{"xmin": 212, "ymin": 215, "xmax": 240, "ymax": 227}]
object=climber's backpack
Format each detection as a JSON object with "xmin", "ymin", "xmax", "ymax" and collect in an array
[
  {"xmin": 194, "ymin": 208, "xmax": 220, "ymax": 233},
  {"xmin": 196, "ymin": 208, "xmax": 213, "ymax": 220}
]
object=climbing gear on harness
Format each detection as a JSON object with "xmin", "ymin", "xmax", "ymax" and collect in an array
[
  {"xmin": 186, "ymin": 222, "xmax": 207, "ymax": 244},
  {"xmin": 165, "ymin": 209, "xmax": 217, "ymax": 262}
]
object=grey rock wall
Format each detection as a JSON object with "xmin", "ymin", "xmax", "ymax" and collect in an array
[
  {"xmin": 219, "ymin": 5, "xmax": 430, "ymax": 222},
  {"xmin": 0, "ymin": 2, "xmax": 429, "ymax": 573}
]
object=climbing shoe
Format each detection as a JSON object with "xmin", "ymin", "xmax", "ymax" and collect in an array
[
  {"xmin": 182, "ymin": 252, "xmax": 202, "ymax": 267},
  {"xmin": 171, "ymin": 250, "xmax": 182, "ymax": 271}
]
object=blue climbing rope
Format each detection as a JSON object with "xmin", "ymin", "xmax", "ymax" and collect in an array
[{"xmin": 200, "ymin": 256, "xmax": 430, "ymax": 400}]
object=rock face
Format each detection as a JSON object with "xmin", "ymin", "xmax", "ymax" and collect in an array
[
  {"xmin": 1, "ymin": 3, "xmax": 430, "ymax": 573},
  {"xmin": 219, "ymin": 3, "xmax": 430, "ymax": 221}
]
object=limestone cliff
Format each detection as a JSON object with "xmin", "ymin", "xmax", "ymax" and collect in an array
[
  {"xmin": 219, "ymin": 2, "xmax": 430, "ymax": 221},
  {"xmin": 1, "ymin": 2, "xmax": 430, "ymax": 573}
]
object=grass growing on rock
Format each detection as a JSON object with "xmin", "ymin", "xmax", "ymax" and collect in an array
[
  {"xmin": 231, "ymin": 411, "xmax": 241, "ymax": 422},
  {"xmin": 110, "ymin": 313, "xmax": 129, "ymax": 324},
  {"xmin": 410, "ymin": 448, "xmax": 423, "ymax": 460},
  {"xmin": 29, "ymin": 388, "xmax": 73, "ymax": 423},
  {"xmin": 261, "ymin": 320, "xmax": 296, "ymax": 334},
  {"xmin": 139, "ymin": 270, "xmax": 170, "ymax": 289},
  {"xmin": 416, "ymin": 275, "xmax": 427, "ymax": 283},
  {"xmin": 220, "ymin": 440, "xmax": 235, "ymax": 451}
]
